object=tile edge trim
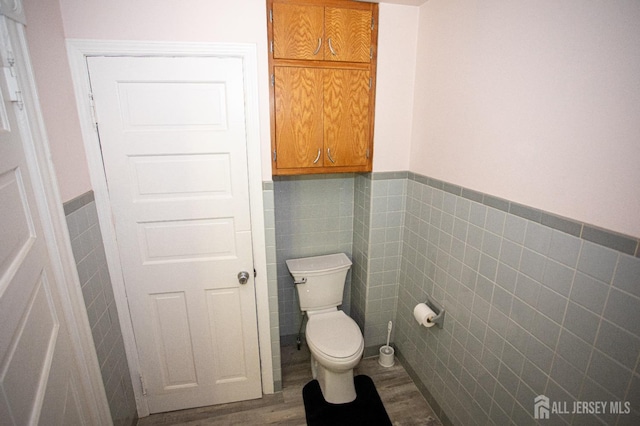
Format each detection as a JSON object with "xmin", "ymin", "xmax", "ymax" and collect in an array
[
  {"xmin": 402, "ymin": 172, "xmax": 639, "ymax": 257},
  {"xmin": 62, "ymin": 190, "xmax": 95, "ymax": 216},
  {"xmin": 264, "ymin": 172, "xmax": 639, "ymax": 256}
]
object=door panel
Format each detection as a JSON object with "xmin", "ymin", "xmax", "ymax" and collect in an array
[
  {"xmin": 87, "ymin": 56, "xmax": 262, "ymax": 413},
  {"xmin": 324, "ymin": 69, "xmax": 370, "ymax": 167},
  {"xmin": 272, "ymin": 2, "xmax": 324, "ymax": 60},
  {"xmin": 130, "ymin": 154, "xmax": 231, "ymax": 197},
  {"xmin": 2, "ymin": 273, "xmax": 56, "ymax": 424},
  {"xmin": 119, "ymin": 82, "xmax": 228, "ymax": 128},
  {"xmin": 150, "ymin": 292, "xmax": 198, "ymax": 388},
  {"xmin": 139, "ymin": 218, "xmax": 237, "ymax": 262},
  {"xmin": 0, "ymin": 167, "xmax": 35, "ymax": 280},
  {"xmin": 274, "ymin": 66, "xmax": 324, "ymax": 169},
  {"xmin": 206, "ymin": 288, "xmax": 249, "ymax": 380},
  {"xmin": 324, "ymin": 7, "xmax": 372, "ymax": 63}
]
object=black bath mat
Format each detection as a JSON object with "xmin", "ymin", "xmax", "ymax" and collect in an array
[{"xmin": 302, "ymin": 375, "xmax": 392, "ymax": 426}]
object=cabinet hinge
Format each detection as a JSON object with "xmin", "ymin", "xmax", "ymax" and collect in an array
[
  {"xmin": 269, "ymin": 9, "xmax": 273, "ymax": 23},
  {"xmin": 139, "ymin": 374, "xmax": 148, "ymax": 396},
  {"xmin": 371, "ymin": 17, "xmax": 375, "ymax": 30},
  {"xmin": 370, "ymin": 46, "xmax": 373, "ymax": 60},
  {"xmin": 366, "ymin": 148, "xmax": 370, "ymax": 159},
  {"xmin": 270, "ymin": 40, "xmax": 274, "ymax": 53},
  {"xmin": 271, "ymin": 74, "xmax": 275, "ymax": 87},
  {"xmin": 369, "ymin": 78, "xmax": 372, "ymax": 89},
  {"xmin": 273, "ymin": 149, "xmax": 277, "ymax": 162}
]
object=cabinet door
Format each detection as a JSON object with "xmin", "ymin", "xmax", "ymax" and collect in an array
[
  {"xmin": 274, "ymin": 66, "xmax": 324, "ymax": 169},
  {"xmin": 272, "ymin": 2, "xmax": 324, "ymax": 60},
  {"xmin": 324, "ymin": 7, "xmax": 372, "ymax": 63},
  {"xmin": 323, "ymin": 69, "xmax": 370, "ymax": 167}
]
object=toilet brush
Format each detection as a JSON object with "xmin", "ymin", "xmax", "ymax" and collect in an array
[
  {"xmin": 381, "ymin": 321, "xmax": 393, "ymax": 355},
  {"xmin": 385, "ymin": 321, "xmax": 392, "ymax": 348},
  {"xmin": 379, "ymin": 321, "xmax": 395, "ymax": 366}
]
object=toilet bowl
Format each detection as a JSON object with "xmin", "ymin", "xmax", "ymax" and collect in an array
[
  {"xmin": 306, "ymin": 309, "xmax": 364, "ymax": 403},
  {"xmin": 285, "ymin": 253, "xmax": 364, "ymax": 404}
]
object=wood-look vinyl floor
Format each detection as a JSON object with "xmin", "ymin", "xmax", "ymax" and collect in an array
[{"xmin": 137, "ymin": 345, "xmax": 442, "ymax": 425}]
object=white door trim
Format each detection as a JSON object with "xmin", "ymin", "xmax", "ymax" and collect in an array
[
  {"xmin": 66, "ymin": 39, "xmax": 273, "ymax": 417},
  {"xmin": 4, "ymin": 21, "xmax": 111, "ymax": 425}
]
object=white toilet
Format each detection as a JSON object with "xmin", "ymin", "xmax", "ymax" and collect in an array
[{"xmin": 286, "ymin": 253, "xmax": 364, "ymax": 404}]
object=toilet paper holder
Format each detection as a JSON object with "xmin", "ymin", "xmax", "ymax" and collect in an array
[{"xmin": 425, "ymin": 295, "xmax": 445, "ymax": 329}]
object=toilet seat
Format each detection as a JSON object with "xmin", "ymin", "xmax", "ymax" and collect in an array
[{"xmin": 306, "ymin": 311, "xmax": 363, "ymax": 360}]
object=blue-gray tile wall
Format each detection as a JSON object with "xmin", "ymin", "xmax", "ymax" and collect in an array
[
  {"xmin": 262, "ymin": 183, "xmax": 282, "ymax": 391},
  {"xmin": 273, "ymin": 175, "xmax": 355, "ymax": 338},
  {"xmin": 269, "ymin": 171, "xmax": 639, "ymax": 424},
  {"xmin": 396, "ymin": 174, "xmax": 640, "ymax": 426},
  {"xmin": 362, "ymin": 176, "xmax": 406, "ymax": 348},
  {"xmin": 352, "ymin": 174, "xmax": 372, "ymax": 331},
  {"xmin": 64, "ymin": 192, "xmax": 137, "ymax": 426},
  {"xmin": 273, "ymin": 173, "xmax": 406, "ymax": 353}
]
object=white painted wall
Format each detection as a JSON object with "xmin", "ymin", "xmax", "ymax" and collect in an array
[
  {"xmin": 25, "ymin": 0, "xmax": 417, "ymax": 193},
  {"xmin": 411, "ymin": 0, "xmax": 640, "ymax": 238},
  {"xmin": 23, "ymin": 0, "xmax": 91, "ymax": 202},
  {"xmin": 373, "ymin": 3, "xmax": 418, "ymax": 172},
  {"xmin": 25, "ymin": 0, "xmax": 638, "ymax": 237},
  {"xmin": 57, "ymin": 0, "xmax": 275, "ymax": 182}
]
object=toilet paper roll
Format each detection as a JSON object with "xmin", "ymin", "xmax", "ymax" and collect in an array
[{"xmin": 413, "ymin": 303, "xmax": 436, "ymax": 328}]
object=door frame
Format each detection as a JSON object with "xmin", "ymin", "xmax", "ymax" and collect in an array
[{"xmin": 66, "ymin": 40, "xmax": 273, "ymax": 417}]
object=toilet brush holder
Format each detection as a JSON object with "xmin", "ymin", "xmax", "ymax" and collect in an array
[{"xmin": 378, "ymin": 345, "xmax": 395, "ymax": 367}]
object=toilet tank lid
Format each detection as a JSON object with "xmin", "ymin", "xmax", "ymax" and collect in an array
[{"xmin": 286, "ymin": 253, "xmax": 352, "ymax": 275}]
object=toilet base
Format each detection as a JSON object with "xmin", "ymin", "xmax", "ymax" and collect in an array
[{"xmin": 311, "ymin": 356, "xmax": 357, "ymax": 404}]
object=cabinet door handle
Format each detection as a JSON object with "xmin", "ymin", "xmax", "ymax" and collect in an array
[
  {"xmin": 327, "ymin": 148, "xmax": 336, "ymax": 163},
  {"xmin": 313, "ymin": 149, "xmax": 321, "ymax": 164},
  {"xmin": 313, "ymin": 38, "xmax": 322, "ymax": 56},
  {"xmin": 327, "ymin": 37, "xmax": 337, "ymax": 56}
]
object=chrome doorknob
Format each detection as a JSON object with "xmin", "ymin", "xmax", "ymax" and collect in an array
[{"xmin": 237, "ymin": 271, "xmax": 250, "ymax": 285}]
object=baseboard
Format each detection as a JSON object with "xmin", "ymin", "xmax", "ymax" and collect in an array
[{"xmin": 395, "ymin": 348, "xmax": 453, "ymax": 426}]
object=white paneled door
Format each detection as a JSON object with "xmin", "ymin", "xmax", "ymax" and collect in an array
[
  {"xmin": 0, "ymin": 18, "xmax": 94, "ymax": 426},
  {"xmin": 87, "ymin": 56, "xmax": 262, "ymax": 413}
]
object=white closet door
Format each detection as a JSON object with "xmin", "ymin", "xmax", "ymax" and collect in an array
[
  {"xmin": 87, "ymin": 56, "xmax": 262, "ymax": 413},
  {"xmin": 0, "ymin": 17, "xmax": 95, "ymax": 426}
]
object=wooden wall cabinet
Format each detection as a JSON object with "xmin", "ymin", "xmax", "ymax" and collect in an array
[
  {"xmin": 274, "ymin": 66, "xmax": 370, "ymax": 169},
  {"xmin": 272, "ymin": 2, "xmax": 373, "ymax": 63},
  {"xmin": 268, "ymin": 0, "xmax": 378, "ymax": 176}
]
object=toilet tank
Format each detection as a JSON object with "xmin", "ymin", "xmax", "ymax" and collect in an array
[{"xmin": 286, "ymin": 253, "xmax": 352, "ymax": 312}]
